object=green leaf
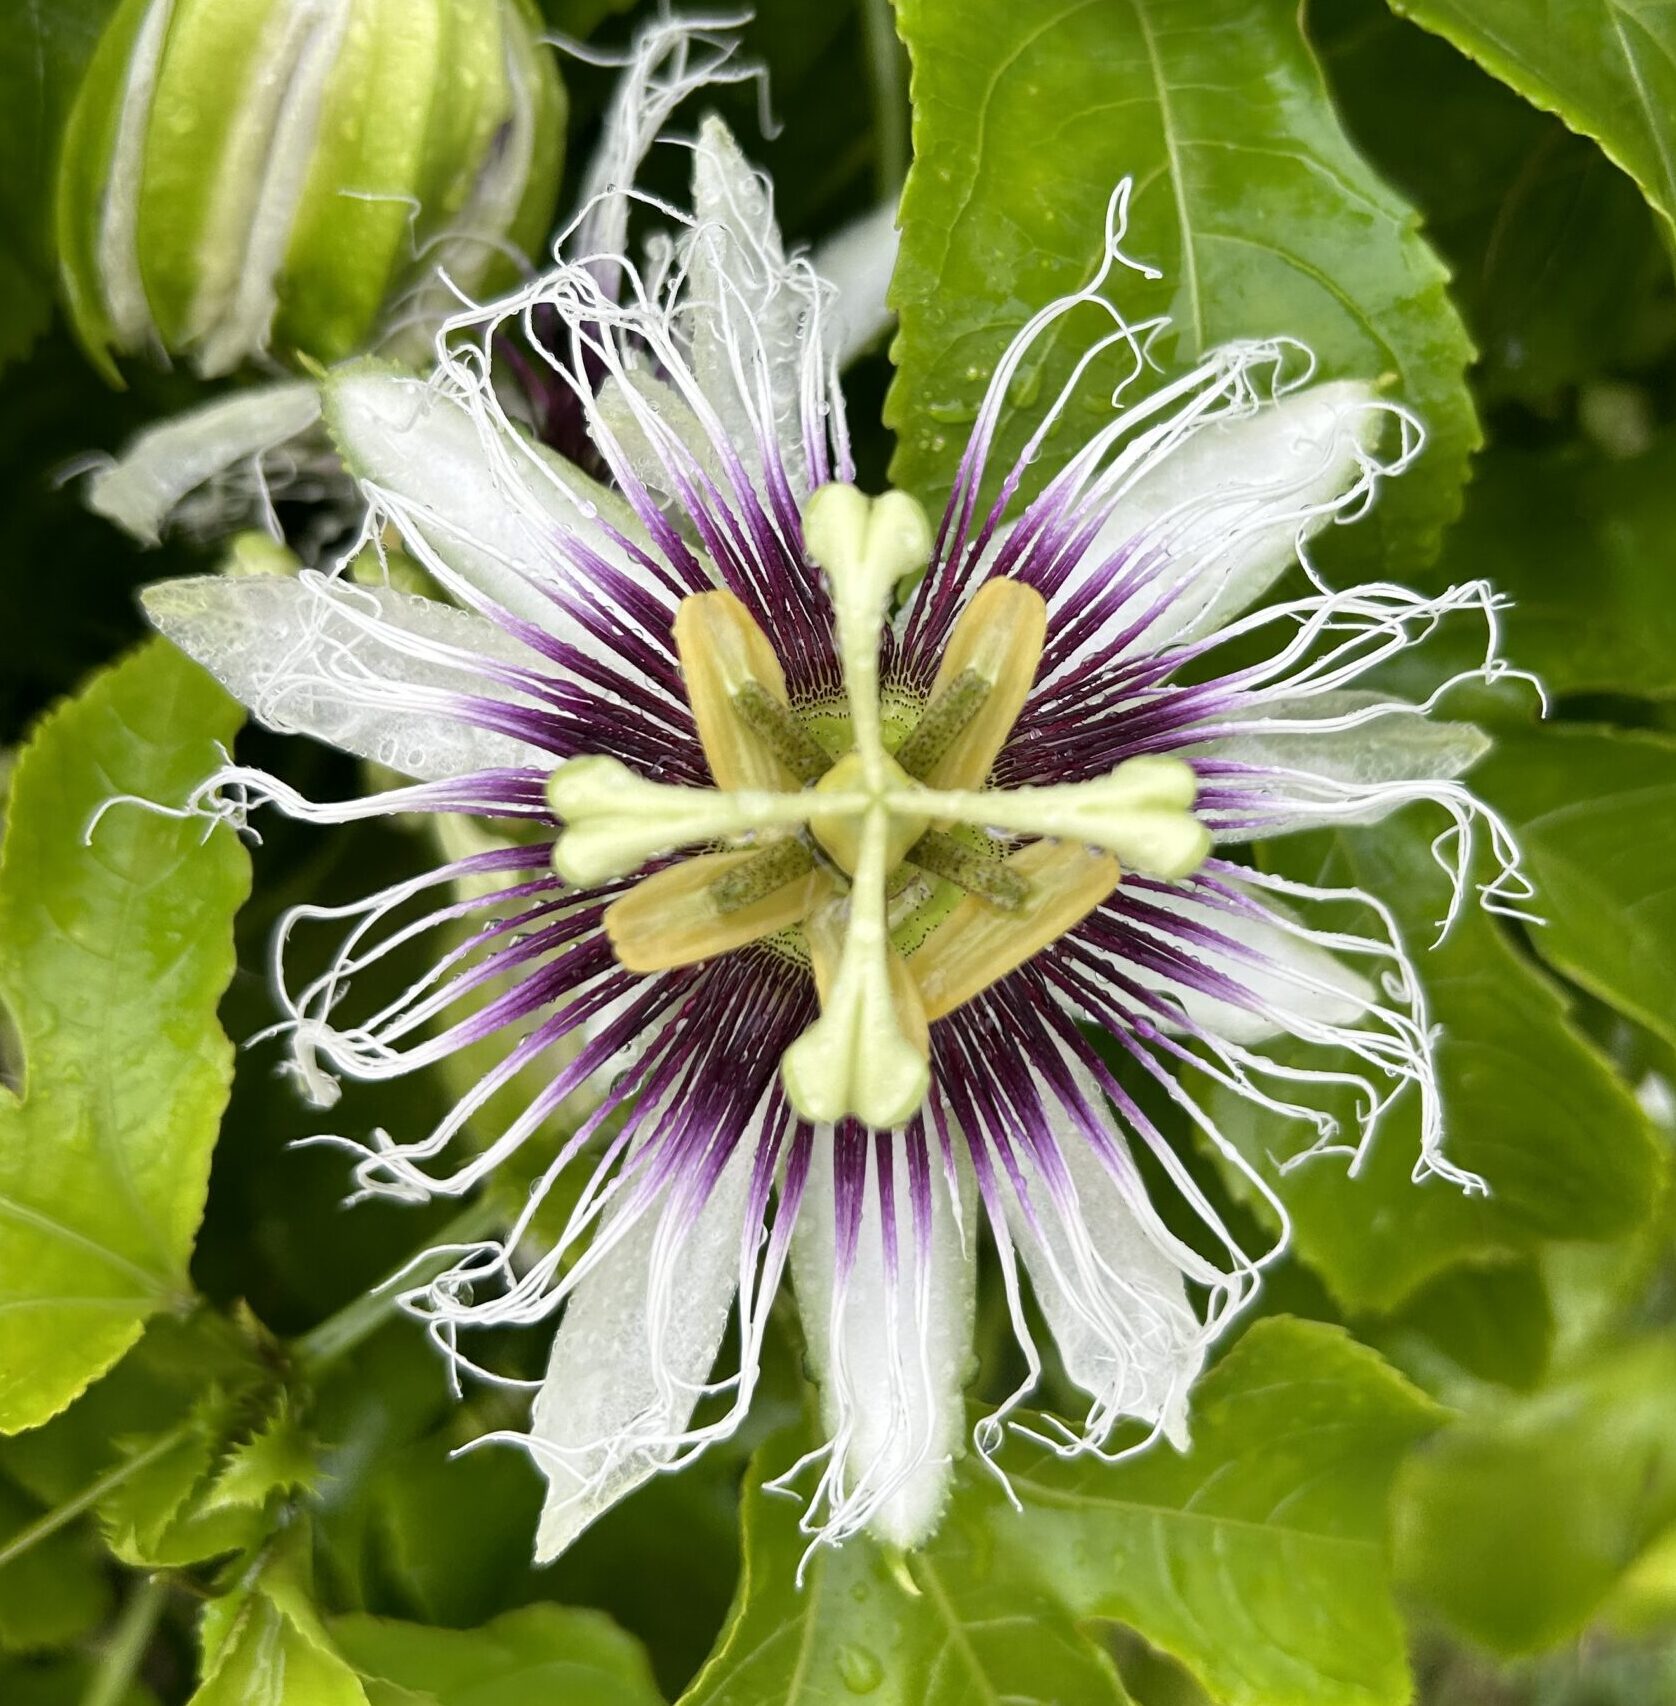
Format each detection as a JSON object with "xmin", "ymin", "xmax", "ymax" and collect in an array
[
  {"xmin": 1389, "ymin": 0, "xmax": 1676, "ymax": 246},
  {"xmin": 331, "ymin": 1606, "xmax": 665, "ymax": 1706},
  {"xmin": 887, "ymin": 0, "xmax": 1477, "ymax": 571},
  {"xmin": 98, "ymin": 1384, "xmax": 309, "ymax": 1568},
  {"xmin": 1476, "ymin": 725, "xmax": 1676, "ymax": 1050},
  {"xmin": 0, "ymin": 1310, "xmax": 260, "ymax": 1507},
  {"xmin": 0, "ymin": 641, "xmax": 249, "ymax": 1433},
  {"xmin": 975, "ymin": 1319, "xmax": 1441, "ymax": 1706},
  {"xmin": 1208, "ymin": 811, "xmax": 1664, "ymax": 1312},
  {"xmin": 97, "ymin": 1400, "xmax": 263, "ymax": 1569},
  {"xmin": 681, "ymin": 1448, "xmax": 1132, "ymax": 1706},
  {"xmin": 1371, "ymin": 1257, "xmax": 1555, "ymax": 1393},
  {"xmin": 0, "ymin": 1653, "xmax": 158, "ymax": 1706},
  {"xmin": 0, "ymin": 1473, "xmax": 110, "ymax": 1652},
  {"xmin": 1395, "ymin": 1335, "xmax": 1676, "ymax": 1653},
  {"xmin": 203, "ymin": 1400, "xmax": 317, "ymax": 1513},
  {"xmin": 690, "ymin": 1319, "xmax": 1436, "ymax": 1706},
  {"xmin": 194, "ymin": 1535, "xmax": 371, "ymax": 1706},
  {"xmin": 1315, "ymin": 0, "xmax": 1676, "ymax": 408},
  {"xmin": 1423, "ymin": 434, "xmax": 1676, "ymax": 702}
]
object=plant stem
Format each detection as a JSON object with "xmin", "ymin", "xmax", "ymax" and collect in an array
[
  {"xmin": 80, "ymin": 1575, "xmax": 169, "ymax": 1706},
  {"xmin": 0, "ymin": 1425, "xmax": 190, "ymax": 1573},
  {"xmin": 293, "ymin": 1194, "xmax": 503, "ymax": 1373},
  {"xmin": 863, "ymin": 0, "xmax": 910, "ymax": 198}
]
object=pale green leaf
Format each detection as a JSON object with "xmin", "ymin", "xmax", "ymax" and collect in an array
[
  {"xmin": 688, "ymin": 1319, "xmax": 1436, "ymax": 1706},
  {"xmin": 1395, "ymin": 1336, "xmax": 1676, "ymax": 1653},
  {"xmin": 96, "ymin": 1400, "xmax": 263, "ymax": 1569},
  {"xmin": 1423, "ymin": 435, "xmax": 1676, "ymax": 701},
  {"xmin": 0, "ymin": 641, "xmax": 249, "ymax": 1432},
  {"xmin": 681, "ymin": 1441, "xmax": 1132, "ymax": 1706},
  {"xmin": 1390, "ymin": 0, "xmax": 1676, "ymax": 245},
  {"xmin": 887, "ymin": 0, "xmax": 1478, "ymax": 571},
  {"xmin": 194, "ymin": 1537, "xmax": 371, "ymax": 1706},
  {"xmin": 203, "ymin": 1400, "xmax": 317, "ymax": 1513},
  {"xmin": 97, "ymin": 1383, "xmax": 307, "ymax": 1567},
  {"xmin": 331, "ymin": 1605, "xmax": 665, "ymax": 1706},
  {"xmin": 1477, "ymin": 725, "xmax": 1676, "ymax": 1050}
]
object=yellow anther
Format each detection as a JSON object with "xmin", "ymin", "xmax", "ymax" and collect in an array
[
  {"xmin": 556, "ymin": 484, "xmax": 1212, "ymax": 1132},
  {"xmin": 899, "ymin": 578, "xmax": 1047, "ymax": 790},
  {"xmin": 674, "ymin": 590, "xmax": 798, "ymax": 791},
  {"xmin": 907, "ymin": 840, "xmax": 1121, "ymax": 1020},
  {"xmin": 603, "ymin": 844, "xmax": 828, "ymax": 973},
  {"xmin": 808, "ymin": 751, "xmax": 928, "ymax": 877}
]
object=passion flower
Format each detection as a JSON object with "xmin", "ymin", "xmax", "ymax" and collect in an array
[{"xmin": 135, "ymin": 96, "xmax": 1529, "ymax": 1560}]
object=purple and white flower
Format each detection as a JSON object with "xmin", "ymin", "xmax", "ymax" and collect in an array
[{"xmin": 136, "ymin": 42, "xmax": 1530, "ymax": 1561}]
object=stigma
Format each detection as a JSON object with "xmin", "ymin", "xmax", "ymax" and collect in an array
[{"xmin": 546, "ymin": 484, "xmax": 1211, "ymax": 1129}]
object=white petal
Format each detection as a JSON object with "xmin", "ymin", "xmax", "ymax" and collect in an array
[
  {"xmin": 812, "ymin": 198, "xmax": 899, "ymax": 367},
  {"xmin": 87, "ymin": 381, "xmax": 323, "ymax": 544},
  {"xmin": 324, "ymin": 368, "xmax": 652, "ymax": 638},
  {"xmin": 682, "ymin": 116, "xmax": 812, "ymax": 487},
  {"xmin": 531, "ymin": 1134, "xmax": 756, "ymax": 1560},
  {"xmin": 1007, "ymin": 1064, "xmax": 1210, "ymax": 1448},
  {"xmin": 1057, "ymin": 379, "xmax": 1389, "ymax": 666},
  {"xmin": 789, "ymin": 1131, "xmax": 976, "ymax": 1549},
  {"xmin": 592, "ymin": 367, "xmax": 727, "ymax": 528},
  {"xmin": 143, "ymin": 571, "xmax": 547, "ymax": 779},
  {"xmin": 1115, "ymin": 882, "xmax": 1374, "ymax": 1047},
  {"xmin": 1197, "ymin": 690, "xmax": 1490, "ymax": 841}
]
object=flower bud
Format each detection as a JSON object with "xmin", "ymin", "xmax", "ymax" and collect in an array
[{"xmin": 57, "ymin": 0, "xmax": 564, "ymax": 380}]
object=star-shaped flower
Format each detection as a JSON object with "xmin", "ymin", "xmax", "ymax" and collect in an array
[{"xmin": 139, "ymin": 49, "xmax": 1527, "ymax": 1558}]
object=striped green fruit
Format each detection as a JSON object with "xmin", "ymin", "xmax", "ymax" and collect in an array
[{"xmin": 57, "ymin": 0, "xmax": 564, "ymax": 381}]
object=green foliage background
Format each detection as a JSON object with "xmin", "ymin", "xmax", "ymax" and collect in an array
[{"xmin": 2, "ymin": 1, "xmax": 1675, "ymax": 1702}]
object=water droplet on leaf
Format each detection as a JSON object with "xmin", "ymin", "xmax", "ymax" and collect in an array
[{"xmin": 835, "ymin": 1643, "xmax": 884, "ymax": 1694}]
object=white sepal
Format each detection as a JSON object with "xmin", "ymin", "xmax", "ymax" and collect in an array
[
  {"xmin": 88, "ymin": 381, "xmax": 323, "ymax": 544},
  {"xmin": 142, "ymin": 570, "xmax": 548, "ymax": 779},
  {"xmin": 325, "ymin": 367, "xmax": 654, "ymax": 641},
  {"xmin": 1112, "ymin": 882, "xmax": 1375, "ymax": 1048},
  {"xmin": 531, "ymin": 1131, "xmax": 757, "ymax": 1560},
  {"xmin": 1064, "ymin": 378, "xmax": 1394, "ymax": 663},
  {"xmin": 1006, "ymin": 1063, "xmax": 1213, "ymax": 1449},
  {"xmin": 789, "ymin": 1130, "xmax": 976, "ymax": 1549},
  {"xmin": 812, "ymin": 198, "xmax": 900, "ymax": 367},
  {"xmin": 1196, "ymin": 689, "xmax": 1491, "ymax": 841},
  {"xmin": 681, "ymin": 116, "xmax": 812, "ymax": 488}
]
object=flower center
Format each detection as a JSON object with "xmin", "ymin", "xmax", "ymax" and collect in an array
[{"xmin": 546, "ymin": 484, "xmax": 1211, "ymax": 1129}]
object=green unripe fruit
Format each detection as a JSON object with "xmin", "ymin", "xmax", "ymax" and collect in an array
[{"xmin": 57, "ymin": 0, "xmax": 565, "ymax": 381}]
